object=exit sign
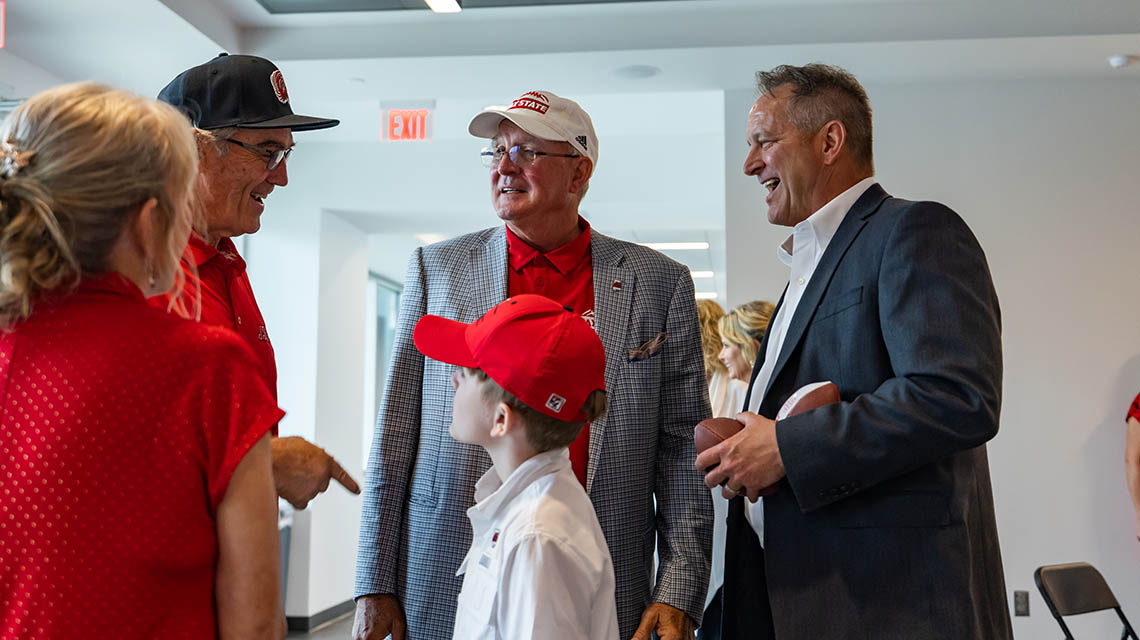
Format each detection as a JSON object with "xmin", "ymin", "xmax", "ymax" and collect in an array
[{"xmin": 386, "ymin": 108, "xmax": 430, "ymax": 141}]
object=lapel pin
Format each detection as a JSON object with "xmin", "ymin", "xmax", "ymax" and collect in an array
[{"xmin": 612, "ymin": 280, "xmax": 623, "ymax": 291}]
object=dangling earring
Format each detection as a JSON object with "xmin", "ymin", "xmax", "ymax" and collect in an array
[{"xmin": 145, "ymin": 258, "xmax": 157, "ymax": 293}]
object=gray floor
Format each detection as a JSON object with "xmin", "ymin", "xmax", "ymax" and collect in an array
[{"xmin": 287, "ymin": 612, "xmax": 353, "ymax": 639}]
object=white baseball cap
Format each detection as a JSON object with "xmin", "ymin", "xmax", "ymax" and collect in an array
[{"xmin": 468, "ymin": 90, "xmax": 598, "ymax": 172}]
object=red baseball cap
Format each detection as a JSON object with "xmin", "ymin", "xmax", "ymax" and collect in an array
[{"xmin": 413, "ymin": 294, "xmax": 606, "ymax": 422}]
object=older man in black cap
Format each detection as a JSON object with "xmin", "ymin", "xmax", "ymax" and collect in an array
[{"xmin": 158, "ymin": 53, "xmax": 359, "ymax": 509}]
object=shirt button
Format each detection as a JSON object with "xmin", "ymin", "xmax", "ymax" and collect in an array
[
  {"xmin": 796, "ymin": 277, "xmax": 806, "ymax": 286},
  {"xmin": 236, "ymin": 316, "xmax": 242, "ymax": 325}
]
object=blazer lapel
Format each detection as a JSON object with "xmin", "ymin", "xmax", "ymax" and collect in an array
[
  {"xmin": 466, "ymin": 227, "xmax": 509, "ymax": 319},
  {"xmin": 587, "ymin": 232, "xmax": 634, "ymax": 493},
  {"xmin": 761, "ymin": 184, "xmax": 889, "ymax": 403}
]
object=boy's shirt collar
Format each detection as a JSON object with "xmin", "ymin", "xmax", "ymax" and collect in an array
[
  {"xmin": 471, "ymin": 447, "xmax": 570, "ymax": 507},
  {"xmin": 457, "ymin": 447, "xmax": 573, "ymax": 578}
]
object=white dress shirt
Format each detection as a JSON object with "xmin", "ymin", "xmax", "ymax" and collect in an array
[
  {"xmin": 453, "ymin": 448, "xmax": 619, "ymax": 640},
  {"xmin": 708, "ymin": 370, "xmax": 749, "ymax": 421},
  {"xmin": 744, "ymin": 177, "xmax": 876, "ymax": 543}
]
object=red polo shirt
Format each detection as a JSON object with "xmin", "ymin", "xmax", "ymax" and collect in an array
[
  {"xmin": 506, "ymin": 218, "xmax": 595, "ymax": 487},
  {"xmin": 1, "ymin": 273, "xmax": 282, "ymax": 638},
  {"xmin": 1129, "ymin": 392, "xmax": 1140, "ymax": 423},
  {"xmin": 178, "ymin": 234, "xmax": 278, "ymax": 401}
]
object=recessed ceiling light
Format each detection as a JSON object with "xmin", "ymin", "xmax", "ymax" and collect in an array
[
  {"xmin": 425, "ymin": 0, "xmax": 461, "ymax": 13},
  {"xmin": 690, "ymin": 271, "xmax": 714, "ymax": 279},
  {"xmin": 415, "ymin": 233, "xmax": 449, "ymax": 245},
  {"xmin": 695, "ymin": 292, "xmax": 718, "ymax": 300},
  {"xmin": 614, "ymin": 65, "xmax": 661, "ymax": 80},
  {"xmin": 639, "ymin": 242, "xmax": 709, "ymax": 251},
  {"xmin": 1108, "ymin": 54, "xmax": 1139, "ymax": 69}
]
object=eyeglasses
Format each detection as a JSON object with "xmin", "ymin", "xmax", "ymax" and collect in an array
[
  {"xmin": 480, "ymin": 145, "xmax": 581, "ymax": 169},
  {"xmin": 223, "ymin": 138, "xmax": 293, "ymax": 171}
]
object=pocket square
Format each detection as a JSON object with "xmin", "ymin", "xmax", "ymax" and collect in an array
[{"xmin": 627, "ymin": 332, "xmax": 667, "ymax": 361}]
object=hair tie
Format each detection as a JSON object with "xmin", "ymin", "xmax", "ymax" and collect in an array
[{"xmin": 0, "ymin": 141, "xmax": 34, "ymax": 179}]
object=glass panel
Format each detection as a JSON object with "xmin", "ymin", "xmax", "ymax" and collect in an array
[{"xmin": 363, "ymin": 275, "xmax": 402, "ymax": 470}]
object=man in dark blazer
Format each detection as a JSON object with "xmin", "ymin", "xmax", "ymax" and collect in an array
[{"xmin": 695, "ymin": 64, "xmax": 1013, "ymax": 639}]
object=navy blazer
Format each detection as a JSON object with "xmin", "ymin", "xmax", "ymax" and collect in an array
[{"xmin": 720, "ymin": 184, "xmax": 1014, "ymax": 640}]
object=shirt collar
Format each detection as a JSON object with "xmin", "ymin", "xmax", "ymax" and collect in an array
[
  {"xmin": 75, "ymin": 271, "xmax": 145, "ymax": 301},
  {"xmin": 506, "ymin": 217, "xmax": 592, "ymax": 275},
  {"xmin": 469, "ymin": 448, "xmax": 572, "ymax": 523},
  {"xmin": 777, "ymin": 177, "xmax": 877, "ymax": 265},
  {"xmin": 187, "ymin": 233, "xmax": 245, "ymax": 271}
]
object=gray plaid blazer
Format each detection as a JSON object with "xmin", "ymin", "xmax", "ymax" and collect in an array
[{"xmin": 355, "ymin": 226, "xmax": 713, "ymax": 639}]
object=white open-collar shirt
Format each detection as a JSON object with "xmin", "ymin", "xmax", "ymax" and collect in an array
[
  {"xmin": 452, "ymin": 447, "xmax": 619, "ymax": 640},
  {"xmin": 744, "ymin": 177, "xmax": 876, "ymax": 543}
]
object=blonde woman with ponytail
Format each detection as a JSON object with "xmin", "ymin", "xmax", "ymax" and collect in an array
[
  {"xmin": 718, "ymin": 300, "xmax": 776, "ymax": 382},
  {"xmin": 697, "ymin": 298, "xmax": 748, "ymax": 618},
  {"xmin": 0, "ymin": 83, "xmax": 285, "ymax": 639}
]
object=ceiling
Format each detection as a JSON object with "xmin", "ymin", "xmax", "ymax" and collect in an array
[
  {"xmin": 7, "ymin": 0, "xmax": 1140, "ymax": 300},
  {"xmin": 9, "ymin": 0, "xmax": 1140, "ymax": 104},
  {"xmin": 254, "ymin": 0, "xmax": 689, "ymax": 12}
]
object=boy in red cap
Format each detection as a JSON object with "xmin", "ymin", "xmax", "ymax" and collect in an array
[{"xmin": 413, "ymin": 294, "xmax": 619, "ymax": 640}]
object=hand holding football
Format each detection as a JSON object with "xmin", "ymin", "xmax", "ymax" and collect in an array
[{"xmin": 693, "ymin": 417, "xmax": 746, "ymax": 455}]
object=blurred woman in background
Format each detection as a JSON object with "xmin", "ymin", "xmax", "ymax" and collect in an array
[
  {"xmin": 698, "ymin": 299, "xmax": 748, "ymax": 419},
  {"xmin": 0, "ymin": 83, "xmax": 284, "ymax": 639},
  {"xmin": 718, "ymin": 300, "xmax": 776, "ymax": 384},
  {"xmin": 697, "ymin": 298, "xmax": 774, "ymax": 640}
]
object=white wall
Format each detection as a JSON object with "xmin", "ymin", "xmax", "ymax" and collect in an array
[
  {"xmin": 246, "ymin": 204, "xmax": 370, "ymax": 617},
  {"xmin": 308, "ymin": 211, "xmax": 369, "ymax": 613},
  {"xmin": 724, "ymin": 76, "xmax": 1140, "ymax": 637},
  {"xmin": 368, "ymin": 234, "xmax": 423, "ymax": 284},
  {"xmin": 0, "ymin": 50, "xmax": 65, "ymax": 99},
  {"xmin": 244, "ymin": 180, "xmax": 321, "ymax": 617},
  {"xmin": 725, "ymin": 87, "xmax": 791, "ymax": 309}
]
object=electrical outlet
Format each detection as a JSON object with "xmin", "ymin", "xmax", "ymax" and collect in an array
[{"xmin": 1013, "ymin": 590, "xmax": 1029, "ymax": 616}]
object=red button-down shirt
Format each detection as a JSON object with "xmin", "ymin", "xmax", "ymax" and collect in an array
[
  {"xmin": 1, "ymin": 273, "xmax": 282, "ymax": 638},
  {"xmin": 179, "ymin": 235, "xmax": 278, "ymax": 401},
  {"xmin": 506, "ymin": 219, "xmax": 595, "ymax": 487}
]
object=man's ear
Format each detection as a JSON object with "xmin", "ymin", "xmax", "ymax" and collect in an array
[
  {"xmin": 569, "ymin": 157, "xmax": 592, "ymax": 195},
  {"xmin": 818, "ymin": 120, "xmax": 847, "ymax": 166}
]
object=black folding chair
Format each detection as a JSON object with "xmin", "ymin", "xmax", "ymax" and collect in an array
[{"xmin": 1035, "ymin": 562, "xmax": 1138, "ymax": 639}]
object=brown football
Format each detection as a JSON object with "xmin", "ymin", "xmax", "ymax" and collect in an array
[
  {"xmin": 776, "ymin": 381, "xmax": 840, "ymax": 421},
  {"xmin": 694, "ymin": 417, "xmax": 745, "ymax": 454}
]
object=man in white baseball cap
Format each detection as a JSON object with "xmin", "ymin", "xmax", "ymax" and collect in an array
[
  {"xmin": 354, "ymin": 90, "xmax": 713, "ymax": 640},
  {"xmin": 470, "ymin": 89, "xmax": 599, "ymax": 169}
]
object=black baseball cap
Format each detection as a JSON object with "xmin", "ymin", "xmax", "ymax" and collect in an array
[{"xmin": 158, "ymin": 53, "xmax": 339, "ymax": 132}]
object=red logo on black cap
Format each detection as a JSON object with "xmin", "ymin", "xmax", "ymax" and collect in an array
[
  {"xmin": 270, "ymin": 70, "xmax": 289, "ymax": 104},
  {"xmin": 509, "ymin": 91, "xmax": 549, "ymax": 114}
]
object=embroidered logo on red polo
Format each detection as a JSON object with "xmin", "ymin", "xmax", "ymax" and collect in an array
[
  {"xmin": 509, "ymin": 91, "xmax": 549, "ymax": 114},
  {"xmin": 270, "ymin": 70, "xmax": 289, "ymax": 104}
]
